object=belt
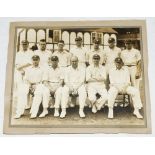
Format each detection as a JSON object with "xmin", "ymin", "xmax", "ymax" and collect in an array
[{"xmin": 125, "ymin": 65, "xmax": 136, "ymax": 67}]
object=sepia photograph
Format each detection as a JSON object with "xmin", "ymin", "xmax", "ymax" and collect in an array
[{"xmin": 3, "ymin": 20, "xmax": 151, "ymax": 134}]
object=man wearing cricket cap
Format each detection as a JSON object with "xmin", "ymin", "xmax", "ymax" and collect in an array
[
  {"xmin": 34, "ymin": 39, "xmax": 52, "ymax": 68},
  {"xmin": 15, "ymin": 55, "xmax": 45, "ymax": 119},
  {"xmin": 121, "ymin": 39, "xmax": 142, "ymax": 90},
  {"xmin": 86, "ymin": 39, "xmax": 106, "ymax": 66},
  {"xmin": 52, "ymin": 40, "xmax": 71, "ymax": 68},
  {"xmin": 70, "ymin": 36, "xmax": 87, "ymax": 67},
  {"xmin": 42, "ymin": 55, "xmax": 69, "ymax": 118},
  {"xmin": 15, "ymin": 40, "xmax": 34, "ymax": 110},
  {"xmin": 86, "ymin": 54, "xmax": 108, "ymax": 113},
  {"xmin": 105, "ymin": 37, "xmax": 121, "ymax": 73},
  {"xmin": 108, "ymin": 57, "xmax": 143, "ymax": 119}
]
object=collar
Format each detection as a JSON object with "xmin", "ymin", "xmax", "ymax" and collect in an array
[
  {"xmin": 127, "ymin": 47, "xmax": 133, "ymax": 52},
  {"xmin": 70, "ymin": 66, "xmax": 79, "ymax": 71},
  {"xmin": 109, "ymin": 46, "xmax": 116, "ymax": 51},
  {"xmin": 115, "ymin": 66, "xmax": 124, "ymax": 71},
  {"xmin": 92, "ymin": 48, "xmax": 100, "ymax": 52},
  {"xmin": 51, "ymin": 66, "xmax": 59, "ymax": 70},
  {"xmin": 92, "ymin": 64, "xmax": 101, "ymax": 68},
  {"xmin": 56, "ymin": 50, "xmax": 66, "ymax": 54}
]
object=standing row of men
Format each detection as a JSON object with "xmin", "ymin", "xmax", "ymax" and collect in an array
[{"xmin": 14, "ymin": 36, "xmax": 143, "ymax": 119}]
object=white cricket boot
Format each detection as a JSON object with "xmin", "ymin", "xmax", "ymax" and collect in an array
[
  {"xmin": 79, "ymin": 108, "xmax": 85, "ymax": 118},
  {"xmin": 60, "ymin": 109, "xmax": 66, "ymax": 118},
  {"xmin": 54, "ymin": 108, "xmax": 59, "ymax": 117},
  {"xmin": 39, "ymin": 108, "xmax": 48, "ymax": 118},
  {"xmin": 133, "ymin": 109, "xmax": 143, "ymax": 119},
  {"xmin": 108, "ymin": 108, "xmax": 114, "ymax": 119},
  {"xmin": 92, "ymin": 105, "xmax": 97, "ymax": 113}
]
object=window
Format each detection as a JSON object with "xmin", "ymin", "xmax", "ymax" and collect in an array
[
  {"xmin": 27, "ymin": 29, "xmax": 36, "ymax": 43},
  {"xmin": 97, "ymin": 33, "xmax": 103, "ymax": 44},
  {"xmin": 91, "ymin": 32, "xmax": 103, "ymax": 44},
  {"xmin": 37, "ymin": 29, "xmax": 45, "ymax": 42},
  {"xmin": 53, "ymin": 30, "xmax": 61, "ymax": 43},
  {"xmin": 91, "ymin": 32, "xmax": 97, "ymax": 44}
]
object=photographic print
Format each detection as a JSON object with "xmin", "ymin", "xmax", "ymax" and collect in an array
[{"xmin": 3, "ymin": 20, "xmax": 151, "ymax": 134}]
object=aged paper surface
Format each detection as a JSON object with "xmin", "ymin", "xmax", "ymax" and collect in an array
[{"xmin": 3, "ymin": 20, "xmax": 151, "ymax": 134}]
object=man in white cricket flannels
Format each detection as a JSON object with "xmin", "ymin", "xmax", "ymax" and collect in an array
[
  {"xmin": 34, "ymin": 39, "xmax": 52, "ymax": 68},
  {"xmin": 108, "ymin": 57, "xmax": 143, "ymax": 119},
  {"xmin": 52, "ymin": 40, "xmax": 71, "ymax": 68},
  {"xmin": 121, "ymin": 39, "xmax": 142, "ymax": 90},
  {"xmin": 86, "ymin": 54, "xmax": 108, "ymax": 113},
  {"xmin": 86, "ymin": 39, "xmax": 106, "ymax": 66},
  {"xmin": 42, "ymin": 56, "xmax": 69, "ymax": 118},
  {"xmin": 14, "ymin": 55, "xmax": 44, "ymax": 119},
  {"xmin": 64, "ymin": 56, "xmax": 87, "ymax": 118},
  {"xmin": 70, "ymin": 36, "xmax": 87, "ymax": 67},
  {"xmin": 15, "ymin": 40, "xmax": 34, "ymax": 110},
  {"xmin": 105, "ymin": 37, "xmax": 121, "ymax": 73}
]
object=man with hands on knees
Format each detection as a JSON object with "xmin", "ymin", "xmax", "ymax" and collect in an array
[
  {"xmin": 64, "ymin": 56, "xmax": 87, "ymax": 118},
  {"xmin": 42, "ymin": 56, "xmax": 69, "ymax": 118},
  {"xmin": 108, "ymin": 57, "xmax": 143, "ymax": 119}
]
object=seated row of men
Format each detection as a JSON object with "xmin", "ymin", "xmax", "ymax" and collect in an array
[{"xmin": 14, "ymin": 54, "xmax": 143, "ymax": 119}]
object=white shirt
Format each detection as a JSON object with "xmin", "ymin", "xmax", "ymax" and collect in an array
[
  {"xmin": 65, "ymin": 66, "xmax": 85, "ymax": 86},
  {"xmin": 121, "ymin": 48, "xmax": 141, "ymax": 65},
  {"xmin": 70, "ymin": 46, "xmax": 87, "ymax": 64},
  {"xmin": 86, "ymin": 48, "xmax": 106, "ymax": 65},
  {"xmin": 109, "ymin": 66, "xmax": 130, "ymax": 85},
  {"xmin": 15, "ymin": 50, "xmax": 34, "ymax": 70},
  {"xmin": 52, "ymin": 50, "xmax": 71, "ymax": 67},
  {"xmin": 24, "ymin": 66, "xmax": 43, "ymax": 84},
  {"xmin": 34, "ymin": 49, "xmax": 52, "ymax": 67},
  {"xmin": 43, "ymin": 66, "xmax": 64, "ymax": 83},
  {"xmin": 105, "ymin": 46, "xmax": 121, "ymax": 65},
  {"xmin": 86, "ymin": 64, "xmax": 106, "ymax": 85}
]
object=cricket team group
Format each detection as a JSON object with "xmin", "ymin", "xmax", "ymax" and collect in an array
[{"xmin": 14, "ymin": 36, "xmax": 143, "ymax": 120}]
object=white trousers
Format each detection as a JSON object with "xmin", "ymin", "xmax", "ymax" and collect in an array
[
  {"xmin": 54, "ymin": 85, "xmax": 69, "ymax": 109},
  {"xmin": 68, "ymin": 85, "xmax": 87, "ymax": 108},
  {"xmin": 108, "ymin": 85, "xmax": 143, "ymax": 109},
  {"xmin": 14, "ymin": 70, "xmax": 31, "ymax": 108},
  {"xmin": 87, "ymin": 83, "xmax": 108, "ymax": 108},
  {"xmin": 42, "ymin": 83, "xmax": 69, "ymax": 109},
  {"xmin": 127, "ymin": 66, "xmax": 140, "ymax": 89},
  {"xmin": 16, "ymin": 83, "xmax": 29, "ymax": 116},
  {"xmin": 30, "ymin": 84, "xmax": 47, "ymax": 116},
  {"xmin": 16, "ymin": 83, "xmax": 45, "ymax": 116}
]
